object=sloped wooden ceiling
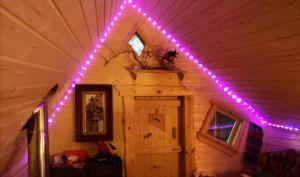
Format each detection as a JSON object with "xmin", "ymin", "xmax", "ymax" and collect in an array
[{"xmin": 0, "ymin": 0, "xmax": 300, "ymax": 174}]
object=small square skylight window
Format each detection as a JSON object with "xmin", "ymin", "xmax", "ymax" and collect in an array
[
  {"xmin": 207, "ymin": 111, "xmax": 236, "ymax": 143},
  {"xmin": 128, "ymin": 33, "xmax": 145, "ymax": 56}
]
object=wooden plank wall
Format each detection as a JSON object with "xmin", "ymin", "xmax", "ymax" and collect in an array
[
  {"xmin": 0, "ymin": 0, "xmax": 120, "ymax": 176},
  {"xmin": 46, "ymin": 9, "xmax": 252, "ymax": 177},
  {"xmin": 262, "ymin": 127, "xmax": 300, "ymax": 152},
  {"xmin": 1, "ymin": 0, "xmax": 300, "ymax": 176}
]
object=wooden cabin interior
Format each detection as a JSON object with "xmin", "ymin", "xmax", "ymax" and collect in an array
[{"xmin": 0, "ymin": 0, "xmax": 300, "ymax": 177}]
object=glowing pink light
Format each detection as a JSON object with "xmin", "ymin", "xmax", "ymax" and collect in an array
[
  {"xmin": 59, "ymin": 101, "xmax": 64, "ymax": 105},
  {"xmin": 167, "ymin": 34, "xmax": 171, "ymax": 38},
  {"xmin": 64, "ymin": 96, "xmax": 68, "ymax": 100},
  {"xmin": 75, "ymin": 78, "xmax": 80, "ymax": 83},
  {"xmin": 227, "ymin": 91, "xmax": 232, "ymax": 96},
  {"xmin": 94, "ymin": 49, "xmax": 97, "ymax": 53},
  {"xmin": 232, "ymin": 95, "xmax": 237, "ymax": 99},
  {"xmin": 152, "ymin": 21, "xmax": 157, "ymax": 26},
  {"xmin": 86, "ymin": 61, "xmax": 90, "ymax": 65},
  {"xmin": 48, "ymin": 2, "xmax": 300, "ymax": 133},
  {"xmin": 89, "ymin": 54, "xmax": 94, "ymax": 59},
  {"xmin": 100, "ymin": 38, "xmax": 105, "ymax": 43},
  {"xmin": 148, "ymin": 17, "xmax": 152, "ymax": 21},
  {"xmin": 56, "ymin": 107, "xmax": 60, "ymax": 111},
  {"xmin": 82, "ymin": 67, "xmax": 87, "ymax": 70},
  {"xmin": 48, "ymin": 119, "xmax": 53, "ymax": 123},
  {"xmin": 71, "ymin": 84, "xmax": 75, "ymax": 88},
  {"xmin": 223, "ymin": 87, "xmax": 229, "ymax": 92}
]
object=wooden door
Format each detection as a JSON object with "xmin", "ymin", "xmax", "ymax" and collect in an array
[{"xmin": 133, "ymin": 96, "xmax": 182, "ymax": 177}]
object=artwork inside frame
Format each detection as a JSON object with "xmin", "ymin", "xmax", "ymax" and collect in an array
[{"xmin": 75, "ymin": 84, "xmax": 113, "ymax": 142}]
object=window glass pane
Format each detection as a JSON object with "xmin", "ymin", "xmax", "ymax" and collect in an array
[
  {"xmin": 128, "ymin": 33, "xmax": 144, "ymax": 56},
  {"xmin": 207, "ymin": 111, "xmax": 236, "ymax": 143}
]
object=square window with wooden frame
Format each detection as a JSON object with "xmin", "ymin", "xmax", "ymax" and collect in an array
[
  {"xmin": 128, "ymin": 32, "xmax": 145, "ymax": 56},
  {"xmin": 197, "ymin": 101, "xmax": 247, "ymax": 155}
]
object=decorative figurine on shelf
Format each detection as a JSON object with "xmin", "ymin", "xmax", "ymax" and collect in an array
[{"xmin": 160, "ymin": 50, "xmax": 178, "ymax": 70}]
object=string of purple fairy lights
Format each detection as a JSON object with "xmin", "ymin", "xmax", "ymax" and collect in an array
[{"xmin": 48, "ymin": 0, "xmax": 299, "ymax": 133}]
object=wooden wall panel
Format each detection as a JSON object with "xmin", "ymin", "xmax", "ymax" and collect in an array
[
  {"xmin": 0, "ymin": 102, "xmax": 37, "ymax": 175},
  {"xmin": 184, "ymin": 1, "xmax": 299, "ymax": 46},
  {"xmin": 263, "ymin": 127, "xmax": 300, "ymax": 152},
  {"xmin": 81, "ymin": 0, "xmax": 98, "ymax": 45},
  {"xmin": 52, "ymin": 0, "xmax": 93, "ymax": 53},
  {"xmin": 1, "ymin": 0, "xmax": 300, "ymax": 176},
  {"xmin": 1, "ymin": 0, "xmax": 85, "ymax": 62},
  {"xmin": 0, "ymin": 12, "xmax": 78, "ymax": 71},
  {"xmin": 47, "ymin": 10, "xmax": 253, "ymax": 177}
]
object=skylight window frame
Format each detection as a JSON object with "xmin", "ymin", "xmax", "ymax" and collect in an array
[
  {"xmin": 124, "ymin": 24, "xmax": 150, "ymax": 58},
  {"xmin": 197, "ymin": 100, "xmax": 248, "ymax": 155},
  {"xmin": 128, "ymin": 31, "xmax": 145, "ymax": 56}
]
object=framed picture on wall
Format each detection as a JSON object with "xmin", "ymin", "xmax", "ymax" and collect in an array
[{"xmin": 75, "ymin": 84, "xmax": 113, "ymax": 142}]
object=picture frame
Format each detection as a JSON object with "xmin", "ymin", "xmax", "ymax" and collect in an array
[{"xmin": 75, "ymin": 84, "xmax": 113, "ymax": 142}]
